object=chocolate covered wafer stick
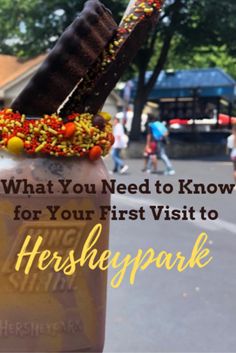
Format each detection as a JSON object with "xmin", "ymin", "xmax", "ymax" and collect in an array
[
  {"xmin": 11, "ymin": 0, "xmax": 117, "ymax": 117},
  {"xmin": 60, "ymin": 0, "xmax": 164, "ymax": 116}
]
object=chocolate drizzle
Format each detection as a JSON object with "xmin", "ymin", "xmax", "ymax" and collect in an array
[
  {"xmin": 60, "ymin": 0, "xmax": 164, "ymax": 116},
  {"xmin": 10, "ymin": 0, "xmax": 165, "ymax": 120}
]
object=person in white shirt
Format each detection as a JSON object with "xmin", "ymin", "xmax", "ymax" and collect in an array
[
  {"xmin": 112, "ymin": 117, "xmax": 129, "ymax": 174},
  {"xmin": 227, "ymin": 124, "xmax": 236, "ymax": 189}
]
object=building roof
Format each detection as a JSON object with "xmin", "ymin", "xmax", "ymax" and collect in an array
[
  {"xmin": 154, "ymin": 68, "xmax": 236, "ymax": 90},
  {"xmin": 0, "ymin": 54, "xmax": 46, "ymax": 88},
  {"xmin": 133, "ymin": 68, "xmax": 236, "ymax": 101}
]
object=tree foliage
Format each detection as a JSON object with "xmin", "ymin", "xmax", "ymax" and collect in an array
[
  {"xmin": 0, "ymin": 0, "xmax": 127, "ymax": 58},
  {"xmin": 167, "ymin": 44, "xmax": 236, "ymax": 79},
  {"xmin": 129, "ymin": 0, "xmax": 236, "ymax": 139},
  {"xmin": 0, "ymin": 0, "xmax": 236, "ymax": 139}
]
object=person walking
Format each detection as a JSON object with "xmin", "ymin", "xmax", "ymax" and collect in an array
[
  {"xmin": 147, "ymin": 114, "xmax": 175, "ymax": 175},
  {"xmin": 142, "ymin": 142, "xmax": 157, "ymax": 173},
  {"xmin": 111, "ymin": 117, "xmax": 129, "ymax": 174},
  {"xmin": 142, "ymin": 114, "xmax": 158, "ymax": 173},
  {"xmin": 227, "ymin": 124, "xmax": 236, "ymax": 189}
]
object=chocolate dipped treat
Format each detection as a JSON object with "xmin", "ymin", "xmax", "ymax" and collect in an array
[
  {"xmin": 0, "ymin": 1, "xmax": 166, "ymax": 352},
  {"xmin": 1, "ymin": 2, "xmax": 115, "ymax": 352},
  {"xmin": 11, "ymin": 0, "xmax": 117, "ymax": 117},
  {"xmin": 60, "ymin": 0, "xmax": 164, "ymax": 116}
]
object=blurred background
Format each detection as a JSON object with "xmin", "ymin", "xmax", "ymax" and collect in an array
[
  {"xmin": 1, "ymin": 1, "xmax": 236, "ymax": 152},
  {"xmin": 0, "ymin": 0, "xmax": 236, "ymax": 352}
]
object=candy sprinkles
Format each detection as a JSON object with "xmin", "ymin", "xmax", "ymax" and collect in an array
[
  {"xmin": 104, "ymin": 0, "xmax": 164, "ymax": 65},
  {"xmin": 60, "ymin": 0, "xmax": 164, "ymax": 116},
  {"xmin": 0, "ymin": 109, "xmax": 114, "ymax": 159}
]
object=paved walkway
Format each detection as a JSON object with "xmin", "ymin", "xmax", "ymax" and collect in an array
[{"xmin": 103, "ymin": 158, "xmax": 236, "ymax": 353}]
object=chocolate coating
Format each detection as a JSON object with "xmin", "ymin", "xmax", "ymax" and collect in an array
[
  {"xmin": 11, "ymin": 0, "xmax": 117, "ymax": 117},
  {"xmin": 60, "ymin": 3, "xmax": 161, "ymax": 116}
]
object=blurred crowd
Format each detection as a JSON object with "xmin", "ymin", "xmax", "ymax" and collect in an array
[
  {"xmin": 110, "ymin": 112, "xmax": 175, "ymax": 176},
  {"xmin": 109, "ymin": 112, "xmax": 236, "ymax": 190}
]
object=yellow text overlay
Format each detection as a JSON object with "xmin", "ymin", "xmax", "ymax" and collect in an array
[{"xmin": 15, "ymin": 224, "xmax": 213, "ymax": 288}]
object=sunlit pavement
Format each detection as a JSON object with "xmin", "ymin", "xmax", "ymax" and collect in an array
[{"xmin": 103, "ymin": 157, "xmax": 236, "ymax": 353}]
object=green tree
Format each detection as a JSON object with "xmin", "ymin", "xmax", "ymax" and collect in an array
[
  {"xmin": 167, "ymin": 44, "xmax": 236, "ymax": 79},
  {"xmin": 1, "ymin": 0, "xmax": 236, "ymax": 140},
  {"xmin": 129, "ymin": 0, "xmax": 236, "ymax": 140},
  {"xmin": 0, "ymin": 0, "xmax": 126, "ymax": 58}
]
